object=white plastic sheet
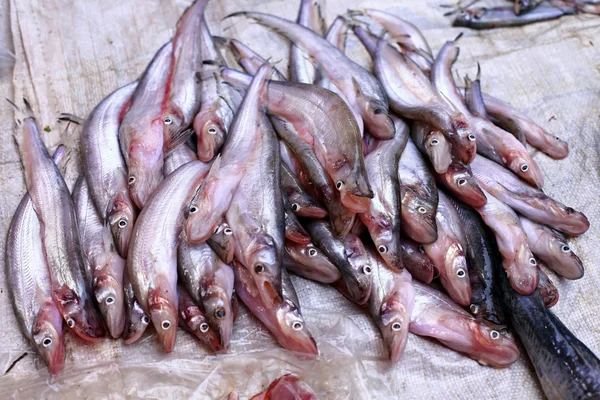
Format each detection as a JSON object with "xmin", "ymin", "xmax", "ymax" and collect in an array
[{"xmin": 1, "ymin": 0, "xmax": 599, "ymax": 398}]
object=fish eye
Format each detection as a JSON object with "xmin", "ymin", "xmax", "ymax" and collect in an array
[
  {"xmin": 254, "ymin": 264, "xmax": 265, "ymax": 273},
  {"xmin": 529, "ymin": 258, "xmax": 537, "ymax": 266},
  {"xmin": 430, "ymin": 138, "xmax": 439, "ymax": 146},
  {"xmin": 391, "ymin": 322, "xmax": 402, "ymax": 331},
  {"xmin": 378, "ymin": 245, "xmax": 388, "ymax": 254},
  {"xmin": 164, "ymin": 116, "xmax": 173, "ymax": 125},
  {"xmin": 161, "ymin": 321, "xmax": 171, "ymax": 330},
  {"xmin": 561, "ymin": 245, "xmax": 570, "ymax": 253},
  {"xmin": 224, "ymin": 228, "xmax": 233, "ymax": 235},
  {"xmin": 106, "ymin": 297, "xmax": 115, "ymax": 305},
  {"xmin": 520, "ymin": 164, "xmax": 529, "ymax": 172},
  {"xmin": 67, "ymin": 318, "xmax": 75, "ymax": 328},
  {"xmin": 118, "ymin": 219, "xmax": 128, "ymax": 228},
  {"xmin": 565, "ymin": 207, "xmax": 575, "ymax": 214},
  {"xmin": 42, "ymin": 338, "xmax": 53, "ymax": 347},
  {"xmin": 142, "ymin": 315, "xmax": 150, "ymax": 324},
  {"xmin": 292, "ymin": 322, "xmax": 303, "ymax": 331},
  {"xmin": 362, "ymin": 265, "xmax": 372, "ymax": 275},
  {"xmin": 215, "ymin": 309, "xmax": 226, "ymax": 319},
  {"xmin": 417, "ymin": 245, "xmax": 425, "ymax": 254},
  {"xmin": 490, "ymin": 330, "xmax": 500, "ymax": 340},
  {"xmin": 457, "ymin": 178, "xmax": 467, "ymax": 186},
  {"xmin": 468, "ymin": 134, "xmax": 476, "ymax": 141},
  {"xmin": 207, "ymin": 127, "xmax": 217, "ymax": 135},
  {"xmin": 128, "ymin": 176, "xmax": 136, "ymax": 185},
  {"xmin": 555, "ymin": 136, "xmax": 560, "ymax": 140},
  {"xmin": 373, "ymin": 108, "xmax": 384, "ymax": 115},
  {"xmin": 470, "ymin": 304, "xmax": 480, "ymax": 314},
  {"xmin": 417, "ymin": 206, "xmax": 427, "ymax": 214},
  {"xmin": 189, "ymin": 206, "xmax": 198, "ymax": 213},
  {"xmin": 291, "ymin": 203, "xmax": 300, "ymax": 212},
  {"xmin": 336, "ymin": 181, "xmax": 344, "ymax": 190},
  {"xmin": 200, "ymin": 323, "xmax": 209, "ymax": 333},
  {"xmin": 456, "ymin": 268, "xmax": 466, "ymax": 277},
  {"xmin": 308, "ymin": 248, "xmax": 318, "ymax": 257}
]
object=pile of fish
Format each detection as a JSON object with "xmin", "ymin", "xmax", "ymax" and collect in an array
[
  {"xmin": 6, "ymin": 0, "xmax": 600, "ymax": 397},
  {"xmin": 448, "ymin": 0, "xmax": 600, "ymax": 29}
]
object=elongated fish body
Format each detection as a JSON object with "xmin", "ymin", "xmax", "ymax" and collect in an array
[
  {"xmin": 177, "ymin": 286, "xmax": 222, "ymax": 352},
  {"xmin": 435, "ymin": 160, "xmax": 487, "ymax": 208},
  {"xmin": 186, "ymin": 65, "xmax": 272, "ymax": 244},
  {"xmin": 465, "ymin": 75, "xmax": 492, "ymax": 121},
  {"xmin": 398, "ymin": 138, "xmax": 438, "ymax": 244},
  {"xmin": 178, "ymin": 239, "xmax": 234, "ymax": 349},
  {"xmin": 303, "ymin": 219, "xmax": 372, "ymax": 305},
  {"xmin": 373, "ymin": 39, "xmax": 475, "ymax": 164},
  {"xmin": 367, "ymin": 247, "xmax": 414, "ymax": 362},
  {"xmin": 164, "ymin": 0, "xmax": 207, "ymax": 143},
  {"xmin": 283, "ymin": 240, "xmax": 341, "ymax": 284},
  {"xmin": 250, "ymin": 374, "xmax": 318, "ymax": 400},
  {"xmin": 423, "ymin": 191, "xmax": 471, "ymax": 307},
  {"xmin": 498, "ymin": 268, "xmax": 600, "ymax": 398},
  {"xmin": 359, "ymin": 116, "xmax": 408, "ymax": 270},
  {"xmin": 411, "ymin": 121, "xmax": 452, "ymax": 174},
  {"xmin": 226, "ymin": 12, "xmax": 395, "ymax": 140},
  {"xmin": 14, "ymin": 101, "xmax": 105, "ymax": 341},
  {"xmin": 451, "ymin": 199, "xmax": 504, "ymax": 326},
  {"xmin": 82, "ymin": 82, "xmax": 137, "ymax": 258},
  {"xmin": 290, "ymin": 0, "xmax": 325, "ymax": 84},
  {"xmin": 128, "ymin": 161, "xmax": 211, "ymax": 352},
  {"xmin": 432, "ymin": 39, "xmax": 543, "ymax": 188},
  {"xmin": 163, "ymin": 142, "xmax": 197, "ymax": 176},
  {"xmin": 400, "ymin": 238, "xmax": 435, "ymax": 284},
  {"xmin": 122, "ymin": 269, "xmax": 149, "ymax": 344},
  {"xmin": 411, "ymin": 282, "xmax": 519, "ymax": 367},
  {"xmin": 482, "ymin": 93, "xmax": 568, "ymax": 159},
  {"xmin": 233, "ymin": 261, "xmax": 318, "ymax": 356},
  {"xmin": 73, "ymin": 177, "xmax": 125, "ymax": 339},
  {"xmin": 475, "ymin": 188, "xmax": 539, "ymax": 295},
  {"xmin": 6, "ymin": 147, "xmax": 66, "ymax": 375},
  {"xmin": 195, "ymin": 18, "xmax": 243, "ymax": 162},
  {"xmin": 471, "ymin": 155, "xmax": 589, "ymax": 236},
  {"xmin": 225, "ymin": 38, "xmax": 287, "ymax": 80},
  {"xmin": 453, "ymin": 4, "xmax": 568, "ymax": 29},
  {"xmin": 119, "ymin": 42, "xmax": 173, "ymax": 208},
  {"xmin": 281, "ymin": 161, "xmax": 326, "ymax": 219},
  {"xmin": 221, "ymin": 68, "xmax": 373, "ymax": 213},
  {"xmin": 519, "ymin": 216, "xmax": 583, "ymax": 279}
]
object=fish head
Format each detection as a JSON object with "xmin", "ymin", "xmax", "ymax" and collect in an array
[
  {"xmin": 368, "ymin": 214, "xmax": 403, "ymax": 270},
  {"xmin": 425, "ymin": 131, "xmax": 452, "ymax": 174},
  {"xmin": 440, "ymin": 163, "xmax": 487, "ymax": 208},
  {"xmin": 179, "ymin": 300, "xmax": 223, "ymax": 352},
  {"xmin": 57, "ymin": 286, "xmax": 106, "ymax": 341},
  {"xmin": 330, "ymin": 204, "xmax": 356, "ymax": 237},
  {"xmin": 203, "ymin": 290, "xmax": 234, "ymax": 350},
  {"xmin": 378, "ymin": 295, "xmax": 410, "ymax": 363},
  {"xmin": 246, "ymin": 237, "xmax": 283, "ymax": 309},
  {"xmin": 505, "ymin": 152, "xmax": 544, "ymax": 189},
  {"xmin": 546, "ymin": 233, "xmax": 583, "ymax": 279},
  {"xmin": 194, "ymin": 108, "xmax": 227, "ymax": 162},
  {"xmin": 451, "ymin": 117, "xmax": 477, "ymax": 164},
  {"xmin": 162, "ymin": 108, "xmax": 185, "ymax": 143},
  {"xmin": 401, "ymin": 240, "xmax": 435, "ymax": 284},
  {"xmin": 275, "ymin": 298, "xmax": 318, "ymax": 358},
  {"xmin": 122, "ymin": 303, "xmax": 150, "ymax": 344},
  {"xmin": 127, "ymin": 123, "xmax": 165, "ymax": 208},
  {"xmin": 208, "ymin": 223, "xmax": 236, "ymax": 264},
  {"xmin": 469, "ymin": 321, "xmax": 520, "ymax": 367},
  {"xmin": 506, "ymin": 246, "xmax": 539, "ymax": 295},
  {"xmin": 332, "ymin": 160, "xmax": 373, "ymax": 213},
  {"xmin": 297, "ymin": 242, "xmax": 337, "ymax": 271},
  {"xmin": 361, "ymin": 97, "xmax": 395, "ymax": 140},
  {"xmin": 94, "ymin": 256, "xmax": 126, "ymax": 338},
  {"xmin": 107, "ymin": 193, "xmax": 137, "ymax": 257},
  {"xmin": 147, "ymin": 288, "xmax": 178, "ymax": 353},
  {"xmin": 441, "ymin": 245, "xmax": 471, "ymax": 307},
  {"xmin": 401, "ymin": 189, "xmax": 438, "ymax": 244},
  {"xmin": 32, "ymin": 305, "xmax": 65, "ymax": 375},
  {"xmin": 343, "ymin": 234, "xmax": 373, "ymax": 305}
]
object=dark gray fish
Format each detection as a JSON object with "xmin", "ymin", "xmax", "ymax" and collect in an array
[
  {"xmin": 453, "ymin": 4, "xmax": 570, "ymax": 29},
  {"xmin": 290, "ymin": 0, "xmax": 325, "ymax": 84},
  {"xmin": 283, "ymin": 240, "xmax": 341, "ymax": 284},
  {"xmin": 515, "ymin": 0, "xmax": 546, "ymax": 15},
  {"xmin": 281, "ymin": 163, "xmax": 327, "ymax": 218},
  {"xmin": 207, "ymin": 221, "xmax": 236, "ymax": 264},
  {"xmin": 400, "ymin": 238, "xmax": 435, "ymax": 284}
]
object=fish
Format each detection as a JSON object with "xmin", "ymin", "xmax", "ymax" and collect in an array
[
  {"xmin": 233, "ymin": 261, "xmax": 318, "ymax": 357},
  {"xmin": 225, "ymin": 11, "xmax": 395, "ymax": 140},
  {"xmin": 80, "ymin": 82, "xmax": 138, "ymax": 258},
  {"xmin": 423, "ymin": 191, "xmax": 472, "ymax": 307},
  {"xmin": 434, "ymin": 160, "xmax": 487, "ymax": 208},
  {"xmin": 163, "ymin": 141, "xmax": 198, "ymax": 176},
  {"xmin": 371, "ymin": 37, "xmax": 476, "ymax": 164},
  {"xmin": 303, "ymin": 219, "xmax": 372, "ymax": 305},
  {"xmin": 519, "ymin": 216, "xmax": 584, "ymax": 279},
  {"xmin": 128, "ymin": 161, "xmax": 212, "ymax": 352},
  {"xmin": 194, "ymin": 19, "xmax": 243, "ymax": 162},
  {"xmin": 178, "ymin": 239, "xmax": 235, "ymax": 350},
  {"xmin": 411, "ymin": 121, "xmax": 452, "ymax": 174},
  {"xmin": 186, "ymin": 64, "xmax": 272, "ymax": 243},
  {"xmin": 471, "ymin": 155, "xmax": 589, "ymax": 236},
  {"xmin": 283, "ymin": 240, "xmax": 341, "ymax": 284},
  {"xmin": 289, "ymin": 0, "xmax": 325, "ymax": 84},
  {"xmin": 451, "ymin": 199, "xmax": 505, "ymax": 327},
  {"xmin": 482, "ymin": 93, "xmax": 568, "ymax": 159},
  {"xmin": 284, "ymin": 200, "xmax": 312, "ymax": 245},
  {"xmin": 411, "ymin": 282, "xmax": 520, "ymax": 368},
  {"xmin": 163, "ymin": 0, "xmax": 208, "ymax": 143},
  {"xmin": 73, "ymin": 177, "xmax": 126, "ymax": 339},
  {"xmin": 119, "ymin": 42, "xmax": 173, "ymax": 208},
  {"xmin": 6, "ymin": 146, "xmax": 67, "ymax": 375},
  {"xmin": 220, "ymin": 67, "xmax": 373, "ymax": 213},
  {"xmin": 177, "ymin": 286, "xmax": 223, "ymax": 352},
  {"xmin": 475, "ymin": 188, "xmax": 539, "ymax": 295},
  {"xmin": 453, "ymin": 4, "xmax": 570, "ymax": 30},
  {"xmin": 122, "ymin": 269, "xmax": 150, "ymax": 344},
  {"xmin": 400, "ymin": 238, "xmax": 435, "ymax": 284},
  {"xmin": 536, "ymin": 264, "xmax": 559, "ymax": 308},
  {"xmin": 12, "ymin": 99, "xmax": 105, "ymax": 341},
  {"xmin": 249, "ymin": 374, "xmax": 318, "ymax": 400},
  {"xmin": 281, "ymin": 163, "xmax": 327, "ymax": 218},
  {"xmin": 515, "ymin": 0, "xmax": 546, "ymax": 15},
  {"xmin": 464, "ymin": 69, "xmax": 492, "ymax": 121},
  {"xmin": 367, "ymin": 247, "xmax": 414, "ymax": 362},
  {"xmin": 398, "ymin": 138, "xmax": 438, "ymax": 244},
  {"xmin": 221, "ymin": 38, "xmax": 287, "ymax": 80},
  {"xmin": 431, "ymin": 38, "xmax": 543, "ymax": 188},
  {"xmin": 207, "ymin": 221, "xmax": 236, "ymax": 264},
  {"xmin": 359, "ymin": 116, "xmax": 408, "ymax": 270},
  {"xmin": 497, "ymin": 264, "xmax": 600, "ymax": 398}
]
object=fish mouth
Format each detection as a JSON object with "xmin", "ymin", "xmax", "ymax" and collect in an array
[
  {"xmin": 122, "ymin": 319, "xmax": 148, "ymax": 344},
  {"xmin": 150, "ymin": 311, "xmax": 177, "ymax": 353},
  {"xmin": 277, "ymin": 331, "xmax": 319, "ymax": 359},
  {"xmin": 100, "ymin": 297, "xmax": 126, "ymax": 339},
  {"xmin": 69, "ymin": 303, "xmax": 106, "ymax": 342},
  {"xmin": 340, "ymin": 192, "xmax": 371, "ymax": 214},
  {"xmin": 47, "ymin": 343, "xmax": 66, "ymax": 376}
]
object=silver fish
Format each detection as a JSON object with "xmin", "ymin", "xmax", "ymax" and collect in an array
[
  {"xmin": 223, "ymin": 38, "xmax": 287, "ymax": 80},
  {"xmin": 289, "ymin": 0, "xmax": 325, "ymax": 84},
  {"xmin": 453, "ymin": 4, "xmax": 569, "ymax": 29},
  {"xmin": 283, "ymin": 240, "xmax": 341, "ymax": 284},
  {"xmin": 177, "ymin": 285, "xmax": 223, "ymax": 352},
  {"xmin": 163, "ymin": 142, "xmax": 197, "ymax": 176}
]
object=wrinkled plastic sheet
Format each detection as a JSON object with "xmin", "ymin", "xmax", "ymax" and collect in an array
[{"xmin": 1, "ymin": 0, "xmax": 599, "ymax": 398}]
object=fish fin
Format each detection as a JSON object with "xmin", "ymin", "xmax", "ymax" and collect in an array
[
  {"xmin": 205, "ymin": 154, "xmax": 222, "ymax": 180},
  {"xmin": 212, "ymin": 36, "xmax": 229, "ymax": 49},
  {"xmin": 58, "ymin": 113, "xmax": 85, "ymax": 125},
  {"xmin": 165, "ymin": 128, "xmax": 195, "ymax": 154},
  {"xmin": 351, "ymin": 76, "xmax": 363, "ymax": 97}
]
